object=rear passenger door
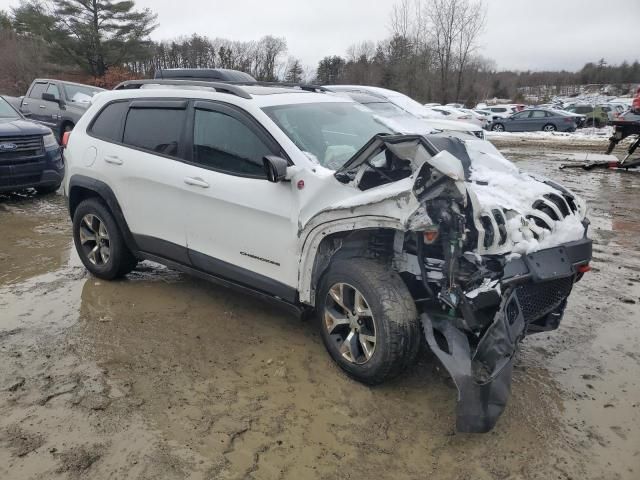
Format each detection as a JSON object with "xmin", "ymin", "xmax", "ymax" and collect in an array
[
  {"xmin": 88, "ymin": 99, "xmax": 192, "ymax": 263},
  {"xmin": 181, "ymin": 101, "xmax": 298, "ymax": 298}
]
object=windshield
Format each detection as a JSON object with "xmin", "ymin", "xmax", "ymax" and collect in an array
[
  {"xmin": 0, "ymin": 97, "xmax": 20, "ymax": 119},
  {"xmin": 386, "ymin": 93, "xmax": 432, "ymax": 118},
  {"xmin": 363, "ymin": 101, "xmax": 407, "ymax": 116},
  {"xmin": 263, "ymin": 102, "xmax": 392, "ymax": 170},
  {"xmin": 63, "ymin": 84, "xmax": 103, "ymax": 104}
]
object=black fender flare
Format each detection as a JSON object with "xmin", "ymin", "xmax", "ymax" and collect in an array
[{"xmin": 68, "ymin": 174, "xmax": 140, "ymax": 256}]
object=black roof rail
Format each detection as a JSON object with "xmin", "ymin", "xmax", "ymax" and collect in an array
[
  {"xmin": 225, "ymin": 81, "xmax": 329, "ymax": 93},
  {"xmin": 113, "ymin": 79, "xmax": 253, "ymax": 100}
]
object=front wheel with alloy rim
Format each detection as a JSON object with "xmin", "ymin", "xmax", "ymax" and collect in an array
[
  {"xmin": 72, "ymin": 198, "xmax": 137, "ymax": 280},
  {"xmin": 491, "ymin": 123, "xmax": 505, "ymax": 132},
  {"xmin": 317, "ymin": 258, "xmax": 420, "ymax": 385}
]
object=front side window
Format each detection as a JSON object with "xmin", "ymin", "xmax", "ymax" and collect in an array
[
  {"xmin": 192, "ymin": 108, "xmax": 271, "ymax": 177},
  {"xmin": 530, "ymin": 110, "xmax": 547, "ymax": 118},
  {"xmin": 123, "ymin": 107, "xmax": 186, "ymax": 157},
  {"xmin": 263, "ymin": 102, "xmax": 392, "ymax": 170},
  {"xmin": 90, "ymin": 101, "xmax": 129, "ymax": 142},
  {"xmin": 29, "ymin": 82, "xmax": 47, "ymax": 99},
  {"xmin": 512, "ymin": 112, "xmax": 529, "ymax": 119},
  {"xmin": 46, "ymin": 84, "xmax": 60, "ymax": 100}
]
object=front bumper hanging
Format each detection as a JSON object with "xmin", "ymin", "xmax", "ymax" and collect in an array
[{"xmin": 422, "ymin": 237, "xmax": 592, "ymax": 433}]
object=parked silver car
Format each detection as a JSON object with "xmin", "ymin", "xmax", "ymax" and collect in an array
[{"xmin": 490, "ymin": 108, "xmax": 577, "ymax": 132}]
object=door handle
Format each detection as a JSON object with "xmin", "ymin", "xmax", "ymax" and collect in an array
[
  {"xmin": 39, "ymin": 105, "xmax": 46, "ymax": 109},
  {"xmin": 104, "ymin": 155, "xmax": 123, "ymax": 165},
  {"xmin": 22, "ymin": 102, "xmax": 29, "ymax": 106},
  {"xmin": 184, "ymin": 177, "xmax": 209, "ymax": 188}
]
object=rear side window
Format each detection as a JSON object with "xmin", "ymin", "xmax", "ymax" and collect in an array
[
  {"xmin": 29, "ymin": 82, "xmax": 47, "ymax": 99},
  {"xmin": 192, "ymin": 108, "xmax": 271, "ymax": 177},
  {"xmin": 123, "ymin": 107, "xmax": 186, "ymax": 157},
  {"xmin": 90, "ymin": 101, "xmax": 128, "ymax": 142}
]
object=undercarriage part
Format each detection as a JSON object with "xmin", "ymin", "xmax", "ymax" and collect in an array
[
  {"xmin": 422, "ymin": 288, "xmax": 525, "ymax": 433},
  {"xmin": 563, "ymin": 121, "xmax": 639, "ymax": 170}
]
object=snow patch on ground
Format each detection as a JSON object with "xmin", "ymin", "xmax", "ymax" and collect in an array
[{"xmin": 486, "ymin": 127, "xmax": 613, "ymax": 142}]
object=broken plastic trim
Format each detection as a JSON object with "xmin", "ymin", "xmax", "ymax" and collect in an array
[{"xmin": 421, "ymin": 288, "xmax": 526, "ymax": 433}]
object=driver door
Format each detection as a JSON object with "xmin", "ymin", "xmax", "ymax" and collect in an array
[{"xmin": 182, "ymin": 101, "xmax": 298, "ymax": 299}]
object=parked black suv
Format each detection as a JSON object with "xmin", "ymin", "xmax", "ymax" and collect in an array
[
  {"xmin": 0, "ymin": 96, "xmax": 64, "ymax": 194},
  {"xmin": 20, "ymin": 79, "xmax": 104, "ymax": 140}
]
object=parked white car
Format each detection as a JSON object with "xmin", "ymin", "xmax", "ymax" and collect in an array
[
  {"xmin": 63, "ymin": 79, "xmax": 592, "ymax": 433},
  {"xmin": 328, "ymin": 85, "xmax": 485, "ymax": 139}
]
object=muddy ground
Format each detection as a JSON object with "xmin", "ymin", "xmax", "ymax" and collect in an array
[{"xmin": 0, "ymin": 145, "xmax": 639, "ymax": 480}]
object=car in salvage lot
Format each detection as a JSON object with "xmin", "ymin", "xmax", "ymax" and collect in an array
[
  {"xmin": 62, "ymin": 79, "xmax": 592, "ymax": 433},
  {"xmin": 19, "ymin": 79, "xmax": 105, "ymax": 140},
  {"xmin": 490, "ymin": 108, "xmax": 578, "ymax": 132},
  {"xmin": 0, "ymin": 95, "xmax": 65, "ymax": 194}
]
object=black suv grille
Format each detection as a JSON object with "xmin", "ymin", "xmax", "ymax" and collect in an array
[
  {"xmin": 515, "ymin": 276, "xmax": 574, "ymax": 323},
  {"xmin": 0, "ymin": 135, "xmax": 44, "ymax": 163}
]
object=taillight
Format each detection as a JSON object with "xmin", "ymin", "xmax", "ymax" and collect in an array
[
  {"xmin": 577, "ymin": 264, "xmax": 591, "ymax": 274},
  {"xmin": 62, "ymin": 131, "xmax": 71, "ymax": 148},
  {"xmin": 459, "ymin": 115, "xmax": 471, "ymax": 120}
]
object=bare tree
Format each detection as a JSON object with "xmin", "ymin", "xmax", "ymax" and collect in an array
[{"xmin": 453, "ymin": 0, "xmax": 486, "ymax": 101}]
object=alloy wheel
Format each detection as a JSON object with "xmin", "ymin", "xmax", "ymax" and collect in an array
[
  {"xmin": 324, "ymin": 282, "xmax": 377, "ymax": 365},
  {"xmin": 79, "ymin": 214, "xmax": 111, "ymax": 266}
]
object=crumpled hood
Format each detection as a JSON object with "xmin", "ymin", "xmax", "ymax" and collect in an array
[
  {"xmin": 319, "ymin": 134, "xmax": 587, "ymax": 256},
  {"xmin": 461, "ymin": 139, "xmax": 587, "ymax": 255}
]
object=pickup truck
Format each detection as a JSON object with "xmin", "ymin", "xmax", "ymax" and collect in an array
[{"xmin": 19, "ymin": 79, "xmax": 104, "ymax": 140}]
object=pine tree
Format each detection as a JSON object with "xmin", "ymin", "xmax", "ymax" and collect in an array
[
  {"xmin": 285, "ymin": 59, "xmax": 304, "ymax": 83},
  {"xmin": 13, "ymin": 0, "xmax": 157, "ymax": 77}
]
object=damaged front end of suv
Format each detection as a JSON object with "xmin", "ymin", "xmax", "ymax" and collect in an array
[{"xmin": 323, "ymin": 134, "xmax": 592, "ymax": 433}]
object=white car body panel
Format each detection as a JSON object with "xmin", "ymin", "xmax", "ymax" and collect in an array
[{"xmin": 64, "ymin": 87, "xmax": 587, "ymax": 306}]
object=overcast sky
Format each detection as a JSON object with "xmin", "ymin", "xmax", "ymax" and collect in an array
[{"xmin": 2, "ymin": 0, "xmax": 639, "ymax": 72}]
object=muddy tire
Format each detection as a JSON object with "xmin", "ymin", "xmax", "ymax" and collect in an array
[
  {"xmin": 317, "ymin": 258, "xmax": 420, "ymax": 385},
  {"xmin": 73, "ymin": 198, "xmax": 137, "ymax": 280}
]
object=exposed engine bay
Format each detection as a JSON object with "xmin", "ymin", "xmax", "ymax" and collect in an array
[{"xmin": 332, "ymin": 134, "xmax": 592, "ymax": 432}]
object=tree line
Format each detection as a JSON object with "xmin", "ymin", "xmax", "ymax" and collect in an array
[{"xmin": 0, "ymin": 0, "xmax": 638, "ymax": 103}]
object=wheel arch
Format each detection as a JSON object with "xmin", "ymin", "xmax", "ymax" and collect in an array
[
  {"xmin": 297, "ymin": 216, "xmax": 406, "ymax": 306},
  {"xmin": 68, "ymin": 175, "xmax": 139, "ymax": 256}
]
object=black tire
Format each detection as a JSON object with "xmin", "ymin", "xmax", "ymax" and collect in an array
[
  {"xmin": 542, "ymin": 123, "xmax": 557, "ymax": 132},
  {"xmin": 491, "ymin": 123, "xmax": 505, "ymax": 132},
  {"xmin": 72, "ymin": 198, "xmax": 137, "ymax": 280},
  {"xmin": 35, "ymin": 183, "xmax": 61, "ymax": 195},
  {"xmin": 317, "ymin": 258, "xmax": 420, "ymax": 385}
]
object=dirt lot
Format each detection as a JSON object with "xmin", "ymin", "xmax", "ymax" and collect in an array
[{"xmin": 1, "ymin": 145, "xmax": 639, "ymax": 480}]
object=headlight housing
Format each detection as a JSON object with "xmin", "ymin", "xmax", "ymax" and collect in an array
[{"xmin": 43, "ymin": 132, "xmax": 59, "ymax": 149}]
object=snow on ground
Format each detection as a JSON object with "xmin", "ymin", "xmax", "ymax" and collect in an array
[{"xmin": 486, "ymin": 126, "xmax": 613, "ymax": 142}]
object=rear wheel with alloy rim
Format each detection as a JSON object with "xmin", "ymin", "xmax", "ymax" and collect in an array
[
  {"xmin": 542, "ymin": 123, "xmax": 557, "ymax": 132},
  {"xmin": 73, "ymin": 198, "xmax": 137, "ymax": 280},
  {"xmin": 317, "ymin": 258, "xmax": 420, "ymax": 385}
]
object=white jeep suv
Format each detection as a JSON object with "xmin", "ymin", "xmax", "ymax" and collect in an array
[{"xmin": 64, "ymin": 80, "xmax": 592, "ymax": 433}]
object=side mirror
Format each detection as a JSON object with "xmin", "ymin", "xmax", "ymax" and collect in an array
[
  {"xmin": 42, "ymin": 92, "xmax": 63, "ymax": 106},
  {"xmin": 263, "ymin": 155, "xmax": 289, "ymax": 183}
]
